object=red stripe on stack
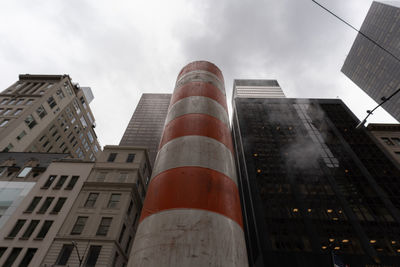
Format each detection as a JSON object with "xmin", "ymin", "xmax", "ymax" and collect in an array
[
  {"xmin": 171, "ymin": 82, "xmax": 228, "ymax": 112},
  {"xmin": 159, "ymin": 113, "xmax": 233, "ymax": 153},
  {"xmin": 140, "ymin": 166, "xmax": 243, "ymax": 227},
  {"xmin": 177, "ymin": 61, "xmax": 224, "ymax": 82}
]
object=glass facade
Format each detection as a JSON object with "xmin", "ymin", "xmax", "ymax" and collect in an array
[
  {"xmin": 342, "ymin": 1, "xmax": 400, "ymax": 121},
  {"xmin": 119, "ymin": 94, "xmax": 171, "ymax": 166},
  {"xmin": 232, "ymin": 98, "xmax": 400, "ymax": 266}
]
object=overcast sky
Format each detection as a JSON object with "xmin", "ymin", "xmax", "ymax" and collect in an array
[{"xmin": 0, "ymin": 0, "xmax": 397, "ymax": 147}]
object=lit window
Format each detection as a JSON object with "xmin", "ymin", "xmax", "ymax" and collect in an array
[
  {"xmin": 17, "ymin": 167, "xmax": 32, "ymax": 178},
  {"xmin": 36, "ymin": 105, "xmax": 47, "ymax": 118}
]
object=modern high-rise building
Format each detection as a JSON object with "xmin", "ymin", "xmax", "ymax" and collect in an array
[
  {"xmin": 232, "ymin": 92, "xmax": 400, "ymax": 266},
  {"xmin": 0, "ymin": 74, "xmax": 101, "ymax": 161},
  {"xmin": 342, "ymin": 1, "xmax": 400, "ymax": 122},
  {"xmin": 129, "ymin": 61, "xmax": 248, "ymax": 266},
  {"xmin": 233, "ymin": 79, "xmax": 285, "ymax": 99},
  {"xmin": 119, "ymin": 93, "xmax": 171, "ymax": 166}
]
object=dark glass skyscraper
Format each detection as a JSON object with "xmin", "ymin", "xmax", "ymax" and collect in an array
[
  {"xmin": 119, "ymin": 93, "xmax": 171, "ymax": 166},
  {"xmin": 342, "ymin": 1, "xmax": 400, "ymax": 122},
  {"xmin": 232, "ymin": 96, "xmax": 400, "ymax": 267}
]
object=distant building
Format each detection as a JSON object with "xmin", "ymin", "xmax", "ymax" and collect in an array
[
  {"xmin": 119, "ymin": 93, "xmax": 171, "ymax": 166},
  {"xmin": 367, "ymin": 123, "xmax": 400, "ymax": 165},
  {"xmin": 41, "ymin": 146, "xmax": 150, "ymax": 267},
  {"xmin": 0, "ymin": 74, "xmax": 101, "ymax": 161},
  {"xmin": 233, "ymin": 79, "xmax": 285, "ymax": 99},
  {"xmin": 232, "ymin": 91, "xmax": 400, "ymax": 265},
  {"xmin": 342, "ymin": 1, "xmax": 400, "ymax": 122}
]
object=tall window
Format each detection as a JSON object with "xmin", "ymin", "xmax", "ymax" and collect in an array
[
  {"xmin": 107, "ymin": 194, "xmax": 121, "ymax": 208},
  {"xmin": 36, "ymin": 105, "xmax": 47, "ymax": 119},
  {"xmin": 71, "ymin": 216, "xmax": 88, "ymax": 235},
  {"xmin": 42, "ymin": 175, "xmax": 56, "ymax": 188},
  {"xmin": 13, "ymin": 108, "xmax": 22, "ymax": 115},
  {"xmin": 36, "ymin": 220, "xmax": 53, "ymax": 238},
  {"xmin": 15, "ymin": 99, "xmax": 24, "ymax": 105},
  {"xmin": 18, "ymin": 248, "xmax": 37, "ymax": 266},
  {"xmin": 52, "ymin": 198, "xmax": 67, "ymax": 213},
  {"xmin": 85, "ymin": 193, "xmax": 99, "ymax": 208},
  {"xmin": 65, "ymin": 176, "xmax": 79, "ymax": 190},
  {"xmin": 47, "ymin": 96, "xmax": 57, "ymax": 108},
  {"xmin": 84, "ymin": 246, "xmax": 101, "ymax": 267},
  {"xmin": 24, "ymin": 115, "xmax": 37, "ymax": 129},
  {"xmin": 55, "ymin": 244, "xmax": 73, "ymax": 265},
  {"xmin": 126, "ymin": 153, "xmax": 135, "ymax": 163},
  {"xmin": 16, "ymin": 130, "xmax": 26, "ymax": 140},
  {"xmin": 25, "ymin": 197, "xmax": 42, "ymax": 213},
  {"xmin": 0, "ymin": 119, "xmax": 9, "ymax": 127},
  {"xmin": 22, "ymin": 220, "xmax": 39, "ymax": 238},
  {"xmin": 54, "ymin": 175, "xmax": 68, "ymax": 189},
  {"xmin": 3, "ymin": 248, "xmax": 22, "ymax": 267},
  {"xmin": 56, "ymin": 88, "xmax": 65, "ymax": 99},
  {"xmin": 107, "ymin": 153, "xmax": 117, "ymax": 162},
  {"xmin": 118, "ymin": 224, "xmax": 126, "ymax": 243},
  {"xmin": 96, "ymin": 217, "xmax": 112, "ymax": 236},
  {"xmin": 7, "ymin": 220, "xmax": 26, "ymax": 238},
  {"xmin": 3, "ymin": 108, "xmax": 12, "ymax": 115},
  {"xmin": 17, "ymin": 167, "xmax": 32, "ymax": 178},
  {"xmin": 37, "ymin": 197, "xmax": 54, "ymax": 213}
]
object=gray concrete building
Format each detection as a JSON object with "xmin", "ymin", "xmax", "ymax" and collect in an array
[
  {"xmin": 41, "ymin": 145, "xmax": 150, "ymax": 267},
  {"xmin": 119, "ymin": 93, "xmax": 171, "ymax": 166},
  {"xmin": 233, "ymin": 79, "xmax": 285, "ymax": 99},
  {"xmin": 0, "ymin": 74, "xmax": 101, "ymax": 160},
  {"xmin": 342, "ymin": 1, "xmax": 400, "ymax": 122}
]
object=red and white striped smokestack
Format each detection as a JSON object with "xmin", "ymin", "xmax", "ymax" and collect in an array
[{"xmin": 128, "ymin": 61, "xmax": 248, "ymax": 266}]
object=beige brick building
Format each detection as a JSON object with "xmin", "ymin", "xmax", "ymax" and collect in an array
[
  {"xmin": 41, "ymin": 145, "xmax": 150, "ymax": 267},
  {"xmin": 0, "ymin": 75, "xmax": 101, "ymax": 161}
]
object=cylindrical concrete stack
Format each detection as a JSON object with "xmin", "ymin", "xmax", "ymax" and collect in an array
[{"xmin": 128, "ymin": 61, "xmax": 248, "ymax": 267}]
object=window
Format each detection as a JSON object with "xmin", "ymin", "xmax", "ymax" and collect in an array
[
  {"xmin": 18, "ymin": 248, "xmax": 37, "ymax": 267},
  {"xmin": 13, "ymin": 108, "xmax": 22, "ymax": 115},
  {"xmin": 54, "ymin": 175, "xmax": 68, "ymax": 189},
  {"xmin": 22, "ymin": 220, "xmax": 39, "ymax": 238},
  {"xmin": 56, "ymin": 88, "xmax": 65, "ymax": 99},
  {"xmin": 0, "ymin": 119, "xmax": 9, "ymax": 127},
  {"xmin": 0, "ymin": 247, "xmax": 6, "ymax": 258},
  {"xmin": 3, "ymin": 143, "xmax": 13, "ymax": 152},
  {"xmin": 47, "ymin": 96, "xmax": 57, "ymax": 108},
  {"xmin": 87, "ymin": 131, "xmax": 94, "ymax": 143},
  {"xmin": 16, "ymin": 99, "xmax": 24, "ymax": 105},
  {"xmin": 126, "ymin": 153, "xmax": 135, "ymax": 163},
  {"xmin": 119, "ymin": 173, "xmax": 128, "ymax": 182},
  {"xmin": 42, "ymin": 175, "xmax": 56, "ymax": 188},
  {"xmin": 24, "ymin": 115, "xmax": 37, "ymax": 129},
  {"xmin": 26, "ymin": 99, "xmax": 34, "ymax": 105},
  {"xmin": 3, "ymin": 108, "xmax": 12, "ymax": 115},
  {"xmin": 25, "ymin": 197, "xmax": 41, "ymax": 213},
  {"xmin": 71, "ymin": 216, "xmax": 88, "ymax": 235},
  {"xmin": 80, "ymin": 116, "xmax": 88, "ymax": 128},
  {"xmin": 107, "ymin": 153, "xmax": 117, "ymax": 162},
  {"xmin": 52, "ymin": 198, "xmax": 67, "ymax": 213},
  {"xmin": 127, "ymin": 200, "xmax": 133, "ymax": 215},
  {"xmin": 38, "ymin": 197, "xmax": 54, "ymax": 213},
  {"xmin": 0, "ymin": 99, "xmax": 8, "ymax": 105},
  {"xmin": 93, "ymin": 144, "xmax": 99, "ymax": 153},
  {"xmin": 107, "ymin": 194, "xmax": 121, "ymax": 208},
  {"xmin": 112, "ymin": 252, "xmax": 119, "ymax": 267},
  {"xmin": 392, "ymin": 137, "xmax": 400, "ymax": 145},
  {"xmin": 118, "ymin": 224, "xmax": 126, "ymax": 243},
  {"xmin": 84, "ymin": 246, "xmax": 101, "ymax": 267},
  {"xmin": 17, "ymin": 167, "xmax": 32, "ymax": 178},
  {"xmin": 36, "ymin": 105, "xmax": 47, "ymax": 118},
  {"xmin": 80, "ymin": 96, "xmax": 87, "ymax": 109},
  {"xmin": 3, "ymin": 248, "xmax": 22, "ymax": 267},
  {"xmin": 36, "ymin": 220, "xmax": 53, "ymax": 238},
  {"xmin": 381, "ymin": 137, "xmax": 394, "ymax": 146},
  {"xmin": 97, "ymin": 172, "xmax": 107, "ymax": 182},
  {"xmin": 56, "ymin": 244, "xmax": 73, "ymax": 265},
  {"xmin": 8, "ymin": 99, "xmax": 16, "ymax": 105},
  {"xmin": 96, "ymin": 217, "xmax": 112, "ymax": 236},
  {"xmin": 16, "ymin": 130, "xmax": 26, "ymax": 140},
  {"xmin": 7, "ymin": 220, "xmax": 26, "ymax": 238},
  {"xmin": 73, "ymin": 100, "xmax": 81, "ymax": 114},
  {"xmin": 85, "ymin": 193, "xmax": 99, "ymax": 208}
]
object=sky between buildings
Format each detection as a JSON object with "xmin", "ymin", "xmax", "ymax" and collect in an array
[{"xmin": 0, "ymin": 0, "xmax": 397, "ymax": 147}]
